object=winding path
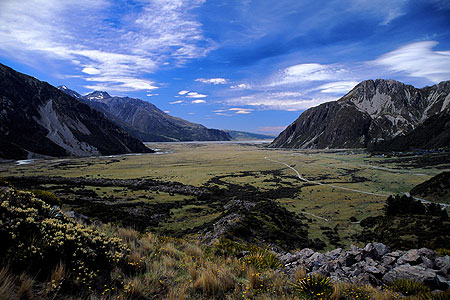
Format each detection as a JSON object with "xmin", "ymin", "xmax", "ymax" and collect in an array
[{"xmin": 264, "ymin": 156, "xmax": 450, "ymax": 208}]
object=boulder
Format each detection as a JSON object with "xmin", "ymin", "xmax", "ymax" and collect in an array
[
  {"xmin": 435, "ymin": 256, "xmax": 450, "ymax": 276},
  {"xmin": 383, "ymin": 265, "xmax": 440, "ymax": 289}
]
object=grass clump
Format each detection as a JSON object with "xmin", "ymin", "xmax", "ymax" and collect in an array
[
  {"xmin": 243, "ymin": 246, "xmax": 282, "ymax": 270},
  {"xmin": 291, "ymin": 273, "xmax": 333, "ymax": 300},
  {"xmin": 387, "ymin": 279, "xmax": 431, "ymax": 296},
  {"xmin": 341, "ymin": 284, "xmax": 373, "ymax": 299}
]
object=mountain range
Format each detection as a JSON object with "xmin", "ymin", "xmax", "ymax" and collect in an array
[
  {"xmin": 58, "ymin": 86, "xmax": 232, "ymax": 142},
  {"xmin": 270, "ymin": 79, "xmax": 450, "ymax": 151},
  {"xmin": 0, "ymin": 63, "xmax": 152, "ymax": 159}
]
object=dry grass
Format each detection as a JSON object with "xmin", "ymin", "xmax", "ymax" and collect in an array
[
  {"xmin": 184, "ymin": 244, "xmax": 203, "ymax": 258},
  {"xmin": 294, "ymin": 266, "xmax": 307, "ymax": 281},
  {"xmin": 193, "ymin": 261, "xmax": 235, "ymax": 297},
  {"xmin": 0, "ymin": 267, "xmax": 17, "ymax": 300}
]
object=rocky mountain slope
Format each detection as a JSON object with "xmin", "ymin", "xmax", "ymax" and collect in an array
[
  {"xmin": 0, "ymin": 63, "xmax": 152, "ymax": 159},
  {"xmin": 224, "ymin": 130, "xmax": 274, "ymax": 141},
  {"xmin": 270, "ymin": 79, "xmax": 450, "ymax": 150},
  {"xmin": 59, "ymin": 87, "xmax": 232, "ymax": 142}
]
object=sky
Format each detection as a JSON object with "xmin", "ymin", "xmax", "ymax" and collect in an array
[{"xmin": 0, "ymin": 0, "xmax": 449, "ymax": 135}]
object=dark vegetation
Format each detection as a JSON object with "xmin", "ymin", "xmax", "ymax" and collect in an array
[
  {"xmin": 411, "ymin": 171, "xmax": 450, "ymax": 204},
  {"xmin": 4, "ymin": 170, "xmax": 324, "ymax": 251},
  {"xmin": 358, "ymin": 195, "xmax": 450, "ymax": 250}
]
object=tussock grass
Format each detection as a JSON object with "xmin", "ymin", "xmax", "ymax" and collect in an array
[{"xmin": 0, "ymin": 187, "xmax": 443, "ymax": 300}]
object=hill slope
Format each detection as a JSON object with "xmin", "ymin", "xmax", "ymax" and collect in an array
[
  {"xmin": 59, "ymin": 87, "xmax": 232, "ymax": 142},
  {"xmin": 0, "ymin": 63, "xmax": 152, "ymax": 159},
  {"xmin": 270, "ymin": 79, "xmax": 450, "ymax": 150}
]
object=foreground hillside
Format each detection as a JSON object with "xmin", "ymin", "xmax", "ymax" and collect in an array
[
  {"xmin": 270, "ymin": 79, "xmax": 450, "ymax": 150},
  {"xmin": 1, "ymin": 187, "xmax": 449, "ymax": 300},
  {"xmin": 58, "ymin": 86, "xmax": 232, "ymax": 142},
  {"xmin": 0, "ymin": 63, "xmax": 152, "ymax": 159}
]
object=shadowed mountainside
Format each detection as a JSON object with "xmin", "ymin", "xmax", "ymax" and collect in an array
[{"xmin": 0, "ymin": 63, "xmax": 152, "ymax": 159}]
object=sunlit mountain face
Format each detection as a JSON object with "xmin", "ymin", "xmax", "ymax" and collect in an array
[{"xmin": 0, "ymin": 0, "xmax": 449, "ymax": 135}]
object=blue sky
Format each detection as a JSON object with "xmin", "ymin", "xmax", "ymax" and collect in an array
[{"xmin": 1, "ymin": 0, "xmax": 449, "ymax": 135}]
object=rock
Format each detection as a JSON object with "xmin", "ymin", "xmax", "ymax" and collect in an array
[
  {"xmin": 382, "ymin": 255, "xmax": 397, "ymax": 266},
  {"xmin": 325, "ymin": 248, "xmax": 343, "ymax": 259},
  {"xmin": 420, "ymin": 256, "xmax": 434, "ymax": 269},
  {"xmin": 373, "ymin": 243, "xmax": 391, "ymax": 257},
  {"xmin": 435, "ymin": 256, "xmax": 450, "ymax": 276},
  {"xmin": 299, "ymin": 248, "xmax": 315, "ymax": 259},
  {"xmin": 306, "ymin": 252, "xmax": 325, "ymax": 269},
  {"xmin": 436, "ymin": 275, "xmax": 450, "ymax": 290},
  {"xmin": 383, "ymin": 265, "xmax": 439, "ymax": 289},
  {"xmin": 397, "ymin": 249, "xmax": 421, "ymax": 265}
]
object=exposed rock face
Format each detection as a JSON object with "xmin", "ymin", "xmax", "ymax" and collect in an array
[
  {"xmin": 279, "ymin": 243, "xmax": 450, "ymax": 290},
  {"xmin": 58, "ymin": 87, "xmax": 232, "ymax": 142},
  {"xmin": 270, "ymin": 79, "xmax": 450, "ymax": 150},
  {"xmin": 0, "ymin": 63, "xmax": 152, "ymax": 159}
]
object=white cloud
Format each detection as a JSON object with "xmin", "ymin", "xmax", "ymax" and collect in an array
[
  {"xmin": 84, "ymin": 76, "xmax": 158, "ymax": 92},
  {"xmin": 215, "ymin": 112, "xmax": 232, "ymax": 116},
  {"xmin": 230, "ymin": 83, "xmax": 250, "ymax": 89},
  {"xmin": 271, "ymin": 63, "xmax": 348, "ymax": 86},
  {"xmin": 373, "ymin": 41, "xmax": 450, "ymax": 83},
  {"xmin": 191, "ymin": 99, "xmax": 206, "ymax": 104},
  {"xmin": 170, "ymin": 100, "xmax": 184, "ymax": 104},
  {"xmin": 0, "ymin": 0, "xmax": 213, "ymax": 91},
  {"xmin": 178, "ymin": 90, "xmax": 190, "ymax": 95},
  {"xmin": 187, "ymin": 92, "xmax": 207, "ymax": 98},
  {"xmin": 317, "ymin": 81, "xmax": 359, "ymax": 94},
  {"xmin": 195, "ymin": 78, "xmax": 227, "ymax": 84},
  {"xmin": 226, "ymin": 93, "xmax": 336, "ymax": 111},
  {"xmin": 81, "ymin": 67, "xmax": 101, "ymax": 75},
  {"xmin": 147, "ymin": 93, "xmax": 159, "ymax": 96}
]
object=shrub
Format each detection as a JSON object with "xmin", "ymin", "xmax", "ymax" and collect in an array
[
  {"xmin": 292, "ymin": 273, "xmax": 333, "ymax": 300},
  {"xmin": 436, "ymin": 248, "xmax": 450, "ymax": 256},
  {"xmin": 213, "ymin": 238, "xmax": 245, "ymax": 257},
  {"xmin": 387, "ymin": 279, "xmax": 430, "ymax": 296},
  {"xmin": 0, "ymin": 189, "xmax": 129, "ymax": 292},
  {"xmin": 30, "ymin": 189, "xmax": 62, "ymax": 207}
]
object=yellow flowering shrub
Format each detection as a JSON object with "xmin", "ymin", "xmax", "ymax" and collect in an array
[{"xmin": 0, "ymin": 189, "xmax": 129, "ymax": 292}]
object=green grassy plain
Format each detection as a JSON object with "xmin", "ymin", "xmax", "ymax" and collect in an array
[{"xmin": 1, "ymin": 142, "xmax": 448, "ymax": 250}]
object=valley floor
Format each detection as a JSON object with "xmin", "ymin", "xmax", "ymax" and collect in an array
[{"xmin": 1, "ymin": 142, "xmax": 448, "ymax": 250}]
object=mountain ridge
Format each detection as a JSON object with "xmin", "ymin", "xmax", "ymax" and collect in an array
[
  {"xmin": 270, "ymin": 79, "xmax": 450, "ymax": 150},
  {"xmin": 0, "ymin": 63, "xmax": 152, "ymax": 159},
  {"xmin": 58, "ymin": 86, "xmax": 232, "ymax": 142}
]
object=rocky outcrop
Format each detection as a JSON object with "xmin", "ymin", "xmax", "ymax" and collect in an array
[
  {"xmin": 0, "ymin": 63, "xmax": 152, "ymax": 159},
  {"xmin": 279, "ymin": 243, "xmax": 450, "ymax": 290},
  {"xmin": 58, "ymin": 87, "xmax": 232, "ymax": 142},
  {"xmin": 270, "ymin": 79, "xmax": 450, "ymax": 150}
]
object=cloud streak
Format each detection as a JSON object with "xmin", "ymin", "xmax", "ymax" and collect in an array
[
  {"xmin": 0, "ymin": 0, "xmax": 213, "ymax": 91},
  {"xmin": 373, "ymin": 41, "xmax": 450, "ymax": 83},
  {"xmin": 195, "ymin": 78, "xmax": 227, "ymax": 84}
]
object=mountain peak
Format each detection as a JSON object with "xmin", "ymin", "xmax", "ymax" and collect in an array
[{"xmin": 86, "ymin": 91, "xmax": 111, "ymax": 100}]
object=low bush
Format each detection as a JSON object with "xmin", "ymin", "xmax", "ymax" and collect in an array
[
  {"xmin": 30, "ymin": 189, "xmax": 62, "ymax": 207},
  {"xmin": 0, "ymin": 189, "xmax": 129, "ymax": 294}
]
